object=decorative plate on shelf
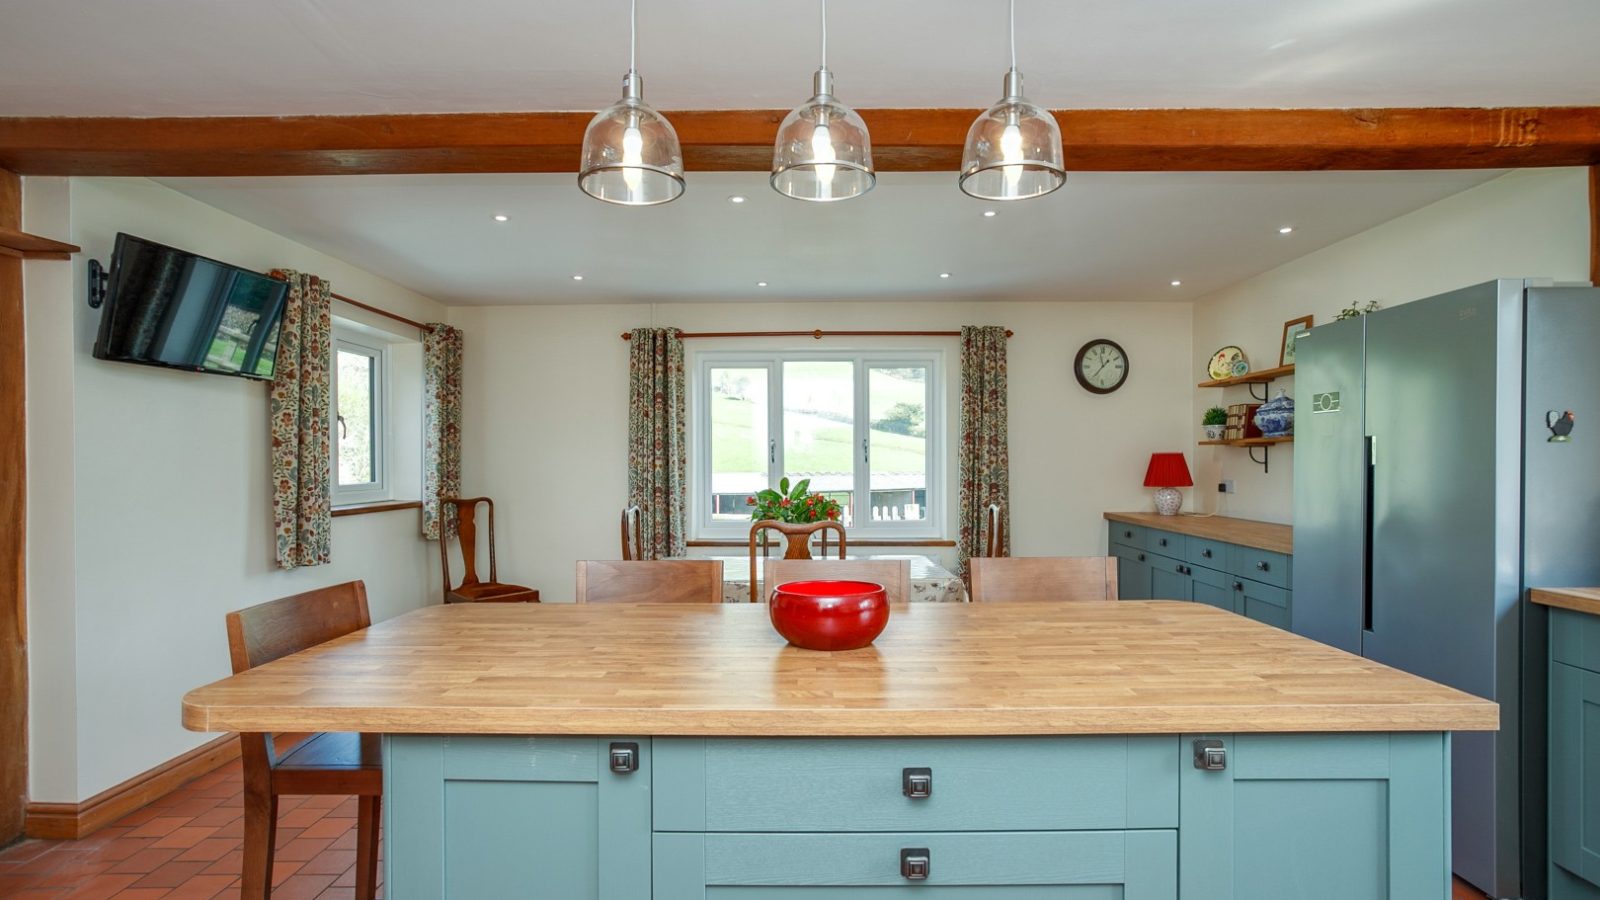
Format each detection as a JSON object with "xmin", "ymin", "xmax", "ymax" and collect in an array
[{"xmin": 1208, "ymin": 346, "xmax": 1247, "ymax": 380}]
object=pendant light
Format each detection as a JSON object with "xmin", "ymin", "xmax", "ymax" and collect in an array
[
  {"xmin": 579, "ymin": 0, "xmax": 685, "ymax": 206},
  {"xmin": 771, "ymin": 0, "xmax": 875, "ymax": 202},
  {"xmin": 958, "ymin": 0, "xmax": 1065, "ymax": 201}
]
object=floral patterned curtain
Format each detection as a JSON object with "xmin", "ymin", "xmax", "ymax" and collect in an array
[
  {"xmin": 422, "ymin": 323, "xmax": 464, "ymax": 540},
  {"xmin": 268, "ymin": 271, "xmax": 333, "ymax": 569},
  {"xmin": 627, "ymin": 327, "xmax": 687, "ymax": 560},
  {"xmin": 958, "ymin": 325, "xmax": 1011, "ymax": 580}
]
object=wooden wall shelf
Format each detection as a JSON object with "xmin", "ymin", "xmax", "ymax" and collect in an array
[
  {"xmin": 1197, "ymin": 364, "xmax": 1295, "ymax": 389},
  {"xmin": 0, "ymin": 225, "xmax": 78, "ymax": 260},
  {"xmin": 1198, "ymin": 436, "xmax": 1294, "ymax": 448}
]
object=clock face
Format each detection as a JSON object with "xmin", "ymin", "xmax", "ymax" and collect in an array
[{"xmin": 1074, "ymin": 340, "xmax": 1129, "ymax": 394}]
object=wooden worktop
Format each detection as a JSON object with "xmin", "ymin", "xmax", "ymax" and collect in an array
[
  {"xmin": 183, "ymin": 601, "xmax": 1493, "ymax": 736},
  {"xmin": 1530, "ymin": 587, "xmax": 1600, "ymax": 618},
  {"xmin": 1105, "ymin": 511, "xmax": 1293, "ymax": 554}
]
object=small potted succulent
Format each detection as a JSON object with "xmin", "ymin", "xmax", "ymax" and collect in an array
[{"xmin": 1202, "ymin": 406, "xmax": 1228, "ymax": 441}]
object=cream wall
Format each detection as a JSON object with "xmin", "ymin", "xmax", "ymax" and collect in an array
[
  {"xmin": 22, "ymin": 177, "xmax": 448, "ymax": 803},
  {"xmin": 451, "ymin": 300, "xmax": 1196, "ymax": 602},
  {"xmin": 1189, "ymin": 168, "xmax": 1592, "ymax": 523}
]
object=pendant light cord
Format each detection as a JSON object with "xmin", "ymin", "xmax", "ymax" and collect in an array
[
  {"xmin": 1009, "ymin": 0, "xmax": 1017, "ymax": 70},
  {"xmin": 820, "ymin": 0, "xmax": 828, "ymax": 69},
  {"xmin": 629, "ymin": 0, "xmax": 637, "ymax": 73}
]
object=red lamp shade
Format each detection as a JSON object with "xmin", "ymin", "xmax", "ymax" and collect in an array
[{"xmin": 1143, "ymin": 453, "xmax": 1194, "ymax": 489}]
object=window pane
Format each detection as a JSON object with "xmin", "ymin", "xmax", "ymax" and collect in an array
[
  {"xmin": 868, "ymin": 366, "xmax": 929, "ymax": 523},
  {"xmin": 709, "ymin": 367, "xmax": 769, "ymax": 520},
  {"xmin": 336, "ymin": 350, "xmax": 376, "ymax": 486},
  {"xmin": 782, "ymin": 361, "xmax": 855, "ymax": 523}
]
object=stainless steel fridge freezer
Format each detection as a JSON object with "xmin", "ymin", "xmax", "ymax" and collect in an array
[{"xmin": 1293, "ymin": 279, "xmax": 1600, "ymax": 900}]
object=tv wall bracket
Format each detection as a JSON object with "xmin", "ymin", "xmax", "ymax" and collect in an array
[{"xmin": 86, "ymin": 259, "xmax": 108, "ymax": 309}]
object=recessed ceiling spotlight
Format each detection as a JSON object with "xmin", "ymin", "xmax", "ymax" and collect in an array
[
  {"xmin": 729, "ymin": 195, "xmax": 747, "ymax": 204},
  {"xmin": 492, "ymin": 214, "xmax": 510, "ymax": 222},
  {"xmin": 983, "ymin": 210, "xmax": 998, "ymax": 218},
  {"xmin": 572, "ymin": 274, "xmax": 584, "ymax": 281},
  {"xmin": 1278, "ymin": 226, "xmax": 1294, "ymax": 234},
  {"xmin": 757, "ymin": 281, "xmax": 768, "ymax": 287},
  {"xmin": 1170, "ymin": 280, "xmax": 1183, "ymax": 287},
  {"xmin": 939, "ymin": 273, "xmax": 951, "ymax": 279}
]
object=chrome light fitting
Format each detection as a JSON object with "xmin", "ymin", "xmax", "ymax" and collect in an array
[
  {"xmin": 771, "ymin": 0, "xmax": 875, "ymax": 202},
  {"xmin": 959, "ymin": 0, "xmax": 1065, "ymax": 201},
  {"xmin": 579, "ymin": 0, "xmax": 685, "ymax": 206}
]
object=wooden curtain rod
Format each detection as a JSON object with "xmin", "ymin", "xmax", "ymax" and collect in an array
[
  {"xmin": 267, "ymin": 272, "xmax": 435, "ymax": 333},
  {"xmin": 619, "ymin": 329, "xmax": 1014, "ymax": 341}
]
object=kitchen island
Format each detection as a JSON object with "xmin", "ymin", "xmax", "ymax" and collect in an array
[{"xmin": 184, "ymin": 601, "xmax": 1496, "ymax": 899}]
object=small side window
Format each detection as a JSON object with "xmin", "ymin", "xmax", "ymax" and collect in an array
[{"xmin": 331, "ymin": 329, "xmax": 390, "ymax": 506}]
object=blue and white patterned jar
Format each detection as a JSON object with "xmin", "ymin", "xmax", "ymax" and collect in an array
[{"xmin": 1254, "ymin": 389, "xmax": 1295, "ymax": 437}]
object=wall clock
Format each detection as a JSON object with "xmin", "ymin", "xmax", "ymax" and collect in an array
[{"xmin": 1074, "ymin": 339, "xmax": 1129, "ymax": 394}]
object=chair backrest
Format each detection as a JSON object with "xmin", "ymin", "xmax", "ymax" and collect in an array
[
  {"xmin": 764, "ymin": 559, "xmax": 912, "ymax": 604},
  {"xmin": 620, "ymin": 505, "xmax": 643, "ymax": 561},
  {"xmin": 968, "ymin": 557, "xmax": 1119, "ymax": 603},
  {"xmin": 575, "ymin": 560, "xmax": 725, "ymax": 604},
  {"xmin": 439, "ymin": 496, "xmax": 498, "ymax": 594},
  {"xmin": 748, "ymin": 520, "xmax": 847, "ymax": 601},
  {"xmin": 983, "ymin": 503, "xmax": 1005, "ymax": 558}
]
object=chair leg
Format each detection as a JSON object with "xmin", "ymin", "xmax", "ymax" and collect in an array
[
  {"xmin": 240, "ymin": 785, "xmax": 277, "ymax": 900},
  {"xmin": 355, "ymin": 794, "xmax": 382, "ymax": 900}
]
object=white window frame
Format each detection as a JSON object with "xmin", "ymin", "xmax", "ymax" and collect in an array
[
  {"xmin": 330, "ymin": 328, "xmax": 392, "ymax": 507},
  {"xmin": 692, "ymin": 350, "xmax": 944, "ymax": 540}
]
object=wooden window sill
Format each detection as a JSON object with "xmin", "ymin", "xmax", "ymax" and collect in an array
[
  {"xmin": 686, "ymin": 538, "xmax": 956, "ymax": 548},
  {"xmin": 332, "ymin": 500, "xmax": 423, "ymax": 518}
]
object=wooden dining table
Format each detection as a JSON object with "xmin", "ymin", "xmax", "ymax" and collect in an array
[{"xmin": 699, "ymin": 553, "xmax": 967, "ymax": 603}]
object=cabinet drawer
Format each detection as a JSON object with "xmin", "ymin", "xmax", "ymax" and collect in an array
[
  {"xmin": 1186, "ymin": 536, "xmax": 1229, "ymax": 569},
  {"xmin": 653, "ymin": 737, "xmax": 1178, "ymax": 833},
  {"xmin": 1146, "ymin": 530, "xmax": 1185, "ymax": 558},
  {"xmin": 1232, "ymin": 546, "xmax": 1292, "ymax": 588},
  {"xmin": 654, "ymin": 830, "xmax": 1177, "ymax": 897},
  {"xmin": 1108, "ymin": 522, "xmax": 1146, "ymax": 550},
  {"xmin": 1551, "ymin": 606, "xmax": 1600, "ymax": 675}
]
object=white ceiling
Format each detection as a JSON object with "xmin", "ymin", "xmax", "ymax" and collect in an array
[
  {"xmin": 161, "ymin": 170, "xmax": 1504, "ymax": 305},
  {"xmin": 3, "ymin": 0, "xmax": 1599, "ymax": 116}
]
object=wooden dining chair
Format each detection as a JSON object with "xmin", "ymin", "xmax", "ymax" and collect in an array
[
  {"xmin": 439, "ymin": 496, "xmax": 539, "ymax": 603},
  {"xmin": 982, "ymin": 502, "xmax": 1006, "ymax": 558},
  {"xmin": 620, "ymin": 504, "xmax": 643, "ymax": 560},
  {"xmin": 764, "ymin": 559, "xmax": 912, "ymax": 604},
  {"xmin": 226, "ymin": 582, "xmax": 381, "ymax": 900},
  {"xmin": 968, "ymin": 557, "xmax": 1120, "ymax": 603},
  {"xmin": 748, "ymin": 520, "xmax": 846, "ymax": 601},
  {"xmin": 575, "ymin": 559, "xmax": 725, "ymax": 603}
]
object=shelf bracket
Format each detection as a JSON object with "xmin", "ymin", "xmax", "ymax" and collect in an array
[
  {"xmin": 1247, "ymin": 445, "xmax": 1270, "ymax": 473},
  {"xmin": 1247, "ymin": 382, "xmax": 1269, "ymax": 402}
]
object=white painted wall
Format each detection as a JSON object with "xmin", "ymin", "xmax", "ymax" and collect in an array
[
  {"xmin": 451, "ymin": 300, "xmax": 1196, "ymax": 602},
  {"xmin": 1189, "ymin": 168, "xmax": 1592, "ymax": 523},
  {"xmin": 22, "ymin": 177, "xmax": 448, "ymax": 803}
]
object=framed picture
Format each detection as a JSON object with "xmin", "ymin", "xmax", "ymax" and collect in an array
[{"xmin": 1279, "ymin": 315, "xmax": 1314, "ymax": 366}]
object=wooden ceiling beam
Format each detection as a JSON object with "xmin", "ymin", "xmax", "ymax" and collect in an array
[{"xmin": 1, "ymin": 107, "xmax": 1597, "ymax": 177}]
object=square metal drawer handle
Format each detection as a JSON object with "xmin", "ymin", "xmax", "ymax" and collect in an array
[
  {"xmin": 902, "ymin": 767, "xmax": 933, "ymax": 799},
  {"xmin": 1193, "ymin": 739, "xmax": 1227, "ymax": 771},
  {"xmin": 900, "ymin": 848, "xmax": 931, "ymax": 880},
  {"xmin": 608, "ymin": 742, "xmax": 639, "ymax": 774}
]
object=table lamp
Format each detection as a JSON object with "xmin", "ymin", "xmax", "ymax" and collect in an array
[{"xmin": 1143, "ymin": 453, "xmax": 1193, "ymax": 516}]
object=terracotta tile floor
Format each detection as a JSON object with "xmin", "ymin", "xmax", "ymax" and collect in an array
[
  {"xmin": 0, "ymin": 755, "xmax": 1497, "ymax": 899},
  {"xmin": 0, "ymin": 758, "xmax": 380, "ymax": 899}
]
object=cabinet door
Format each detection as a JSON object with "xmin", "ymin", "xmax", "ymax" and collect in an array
[
  {"xmin": 1148, "ymin": 556, "xmax": 1192, "ymax": 602},
  {"xmin": 1190, "ymin": 565, "xmax": 1236, "ymax": 613},
  {"xmin": 1551, "ymin": 662, "xmax": 1600, "ymax": 891},
  {"xmin": 654, "ymin": 830, "xmax": 1177, "ymax": 899},
  {"xmin": 1238, "ymin": 579, "xmax": 1291, "ymax": 630},
  {"xmin": 1181, "ymin": 733, "xmax": 1451, "ymax": 900},
  {"xmin": 1112, "ymin": 545, "xmax": 1152, "ymax": 600},
  {"xmin": 385, "ymin": 735, "xmax": 651, "ymax": 900}
]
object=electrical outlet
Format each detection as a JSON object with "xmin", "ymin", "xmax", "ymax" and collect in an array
[{"xmin": 1217, "ymin": 480, "xmax": 1236, "ymax": 494}]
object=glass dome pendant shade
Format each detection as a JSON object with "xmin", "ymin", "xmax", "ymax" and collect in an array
[
  {"xmin": 959, "ymin": 0, "xmax": 1065, "ymax": 202},
  {"xmin": 578, "ymin": 2, "xmax": 684, "ymax": 206},
  {"xmin": 771, "ymin": 2, "xmax": 875, "ymax": 202}
]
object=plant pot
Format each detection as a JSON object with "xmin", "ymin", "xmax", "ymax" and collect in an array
[
  {"xmin": 769, "ymin": 580, "xmax": 889, "ymax": 651},
  {"xmin": 1203, "ymin": 424, "xmax": 1226, "ymax": 441}
]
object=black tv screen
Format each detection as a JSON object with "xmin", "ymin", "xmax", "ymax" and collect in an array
[{"xmin": 92, "ymin": 233, "xmax": 290, "ymax": 381}]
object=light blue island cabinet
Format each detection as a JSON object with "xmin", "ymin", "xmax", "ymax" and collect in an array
[{"xmin": 180, "ymin": 602, "xmax": 1493, "ymax": 900}]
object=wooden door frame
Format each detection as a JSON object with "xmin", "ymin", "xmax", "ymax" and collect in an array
[{"xmin": 1, "ymin": 168, "xmax": 26, "ymax": 844}]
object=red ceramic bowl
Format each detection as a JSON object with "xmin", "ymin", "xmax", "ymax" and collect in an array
[{"xmin": 769, "ymin": 580, "xmax": 890, "ymax": 651}]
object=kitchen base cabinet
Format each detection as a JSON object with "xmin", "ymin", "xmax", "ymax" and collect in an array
[
  {"xmin": 1550, "ymin": 606, "xmax": 1600, "ymax": 898},
  {"xmin": 1109, "ymin": 520, "xmax": 1294, "ymax": 629},
  {"xmin": 652, "ymin": 831, "xmax": 1177, "ymax": 898},
  {"xmin": 1112, "ymin": 544, "xmax": 1152, "ymax": 600}
]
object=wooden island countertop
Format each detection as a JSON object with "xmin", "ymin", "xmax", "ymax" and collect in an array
[
  {"xmin": 1530, "ymin": 586, "xmax": 1600, "ymax": 617},
  {"xmin": 183, "ymin": 601, "xmax": 1494, "ymax": 737},
  {"xmin": 1105, "ymin": 511, "xmax": 1292, "ymax": 554}
]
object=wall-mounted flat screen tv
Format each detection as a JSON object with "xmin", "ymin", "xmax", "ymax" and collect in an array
[{"xmin": 92, "ymin": 233, "xmax": 290, "ymax": 381}]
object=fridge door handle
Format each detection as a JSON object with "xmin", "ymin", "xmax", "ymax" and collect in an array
[{"xmin": 1362, "ymin": 434, "xmax": 1376, "ymax": 634}]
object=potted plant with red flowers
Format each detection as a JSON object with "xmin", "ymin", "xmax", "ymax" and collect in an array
[{"xmin": 749, "ymin": 477, "xmax": 844, "ymax": 560}]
